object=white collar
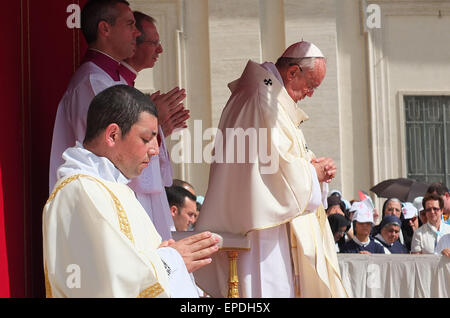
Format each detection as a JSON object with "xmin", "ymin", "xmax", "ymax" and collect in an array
[
  {"xmin": 426, "ymin": 222, "xmax": 441, "ymax": 234},
  {"xmin": 352, "ymin": 235, "xmax": 371, "ymax": 247},
  {"xmin": 57, "ymin": 142, "xmax": 130, "ymax": 185},
  {"xmin": 261, "ymin": 62, "xmax": 284, "ymax": 85}
]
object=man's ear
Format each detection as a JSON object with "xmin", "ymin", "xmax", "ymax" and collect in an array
[
  {"xmin": 104, "ymin": 123, "xmax": 121, "ymax": 146},
  {"xmin": 170, "ymin": 206, "xmax": 178, "ymax": 217},
  {"xmin": 97, "ymin": 20, "xmax": 111, "ymax": 38},
  {"xmin": 286, "ymin": 65, "xmax": 299, "ymax": 81}
]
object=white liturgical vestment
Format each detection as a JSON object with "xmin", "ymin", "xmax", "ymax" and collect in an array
[
  {"xmin": 43, "ymin": 143, "xmax": 198, "ymax": 298},
  {"xmin": 195, "ymin": 60, "xmax": 347, "ymax": 298},
  {"xmin": 49, "ymin": 49, "xmax": 174, "ymax": 240}
]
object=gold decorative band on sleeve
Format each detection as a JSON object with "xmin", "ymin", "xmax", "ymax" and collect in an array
[
  {"xmin": 46, "ymin": 174, "xmax": 135, "ymax": 244},
  {"xmin": 44, "ymin": 263, "xmax": 52, "ymax": 298},
  {"xmin": 137, "ymin": 282, "xmax": 164, "ymax": 298}
]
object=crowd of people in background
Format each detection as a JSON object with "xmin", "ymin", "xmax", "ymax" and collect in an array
[
  {"xmin": 167, "ymin": 178, "xmax": 450, "ymax": 259},
  {"xmin": 326, "ymin": 182, "xmax": 450, "ymax": 257}
]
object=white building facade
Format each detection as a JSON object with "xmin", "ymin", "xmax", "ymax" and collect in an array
[{"xmin": 129, "ymin": 0, "xmax": 450, "ymax": 206}]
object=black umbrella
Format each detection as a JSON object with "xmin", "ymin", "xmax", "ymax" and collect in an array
[{"xmin": 370, "ymin": 178, "xmax": 429, "ymax": 203}]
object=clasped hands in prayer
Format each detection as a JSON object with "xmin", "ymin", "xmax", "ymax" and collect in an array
[
  {"xmin": 159, "ymin": 232, "xmax": 220, "ymax": 273},
  {"xmin": 151, "ymin": 87, "xmax": 190, "ymax": 137},
  {"xmin": 311, "ymin": 157, "xmax": 336, "ymax": 183}
]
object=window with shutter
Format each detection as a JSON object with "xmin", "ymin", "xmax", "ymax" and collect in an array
[{"xmin": 404, "ymin": 96, "xmax": 450, "ymax": 185}]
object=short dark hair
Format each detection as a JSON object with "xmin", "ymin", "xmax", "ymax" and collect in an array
[
  {"xmin": 422, "ymin": 193, "xmax": 444, "ymax": 210},
  {"xmin": 81, "ymin": 0, "xmax": 130, "ymax": 44},
  {"xmin": 426, "ymin": 182, "xmax": 449, "ymax": 196},
  {"xmin": 172, "ymin": 179, "xmax": 195, "ymax": 191},
  {"xmin": 133, "ymin": 11, "xmax": 156, "ymax": 45},
  {"xmin": 84, "ymin": 85, "xmax": 158, "ymax": 143},
  {"xmin": 165, "ymin": 186, "xmax": 197, "ymax": 213}
]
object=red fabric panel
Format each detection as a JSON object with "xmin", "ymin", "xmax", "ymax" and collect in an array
[
  {"xmin": 0, "ymin": 0, "xmax": 24, "ymax": 298},
  {"xmin": 0, "ymin": 168, "xmax": 10, "ymax": 298},
  {"xmin": 27, "ymin": 0, "xmax": 88, "ymax": 297}
]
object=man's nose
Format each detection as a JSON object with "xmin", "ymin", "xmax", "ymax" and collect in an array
[
  {"xmin": 157, "ymin": 43, "xmax": 163, "ymax": 54},
  {"xmin": 134, "ymin": 26, "xmax": 141, "ymax": 38},
  {"xmin": 148, "ymin": 138, "xmax": 160, "ymax": 157}
]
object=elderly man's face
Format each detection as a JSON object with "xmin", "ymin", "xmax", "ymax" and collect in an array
[
  {"xmin": 133, "ymin": 20, "xmax": 163, "ymax": 69},
  {"xmin": 113, "ymin": 112, "xmax": 159, "ymax": 179},
  {"xmin": 289, "ymin": 59, "xmax": 326, "ymax": 102},
  {"xmin": 108, "ymin": 3, "xmax": 141, "ymax": 60}
]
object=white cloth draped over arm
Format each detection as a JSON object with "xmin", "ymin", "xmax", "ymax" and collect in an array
[{"xmin": 156, "ymin": 247, "xmax": 199, "ymax": 298}]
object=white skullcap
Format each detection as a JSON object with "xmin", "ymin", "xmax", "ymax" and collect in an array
[
  {"xmin": 402, "ymin": 202, "xmax": 418, "ymax": 220},
  {"xmin": 281, "ymin": 41, "xmax": 324, "ymax": 58},
  {"xmin": 352, "ymin": 202, "xmax": 374, "ymax": 224}
]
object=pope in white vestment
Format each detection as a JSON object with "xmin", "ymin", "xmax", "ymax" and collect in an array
[
  {"xmin": 195, "ymin": 43, "xmax": 347, "ymax": 298},
  {"xmin": 49, "ymin": 49, "xmax": 175, "ymax": 240},
  {"xmin": 43, "ymin": 143, "xmax": 198, "ymax": 298}
]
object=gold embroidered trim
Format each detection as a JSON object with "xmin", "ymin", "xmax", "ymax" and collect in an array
[
  {"xmin": 44, "ymin": 263, "xmax": 52, "ymax": 298},
  {"xmin": 137, "ymin": 282, "xmax": 164, "ymax": 298},
  {"xmin": 47, "ymin": 174, "xmax": 135, "ymax": 244}
]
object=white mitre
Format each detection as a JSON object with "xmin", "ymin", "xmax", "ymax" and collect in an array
[{"xmin": 281, "ymin": 41, "xmax": 324, "ymax": 58}]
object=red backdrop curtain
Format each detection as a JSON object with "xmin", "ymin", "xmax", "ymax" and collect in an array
[{"xmin": 0, "ymin": 0, "xmax": 87, "ymax": 297}]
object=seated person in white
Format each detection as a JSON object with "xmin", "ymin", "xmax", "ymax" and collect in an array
[{"xmin": 43, "ymin": 85, "xmax": 219, "ymax": 297}]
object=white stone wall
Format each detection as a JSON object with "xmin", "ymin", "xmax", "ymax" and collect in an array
[{"xmin": 129, "ymin": 0, "xmax": 450, "ymax": 205}]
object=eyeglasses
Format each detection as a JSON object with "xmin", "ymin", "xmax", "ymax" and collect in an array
[
  {"xmin": 425, "ymin": 207, "xmax": 442, "ymax": 213},
  {"xmin": 289, "ymin": 63, "xmax": 303, "ymax": 72},
  {"xmin": 289, "ymin": 63, "xmax": 321, "ymax": 94},
  {"xmin": 140, "ymin": 39, "xmax": 161, "ymax": 46}
]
